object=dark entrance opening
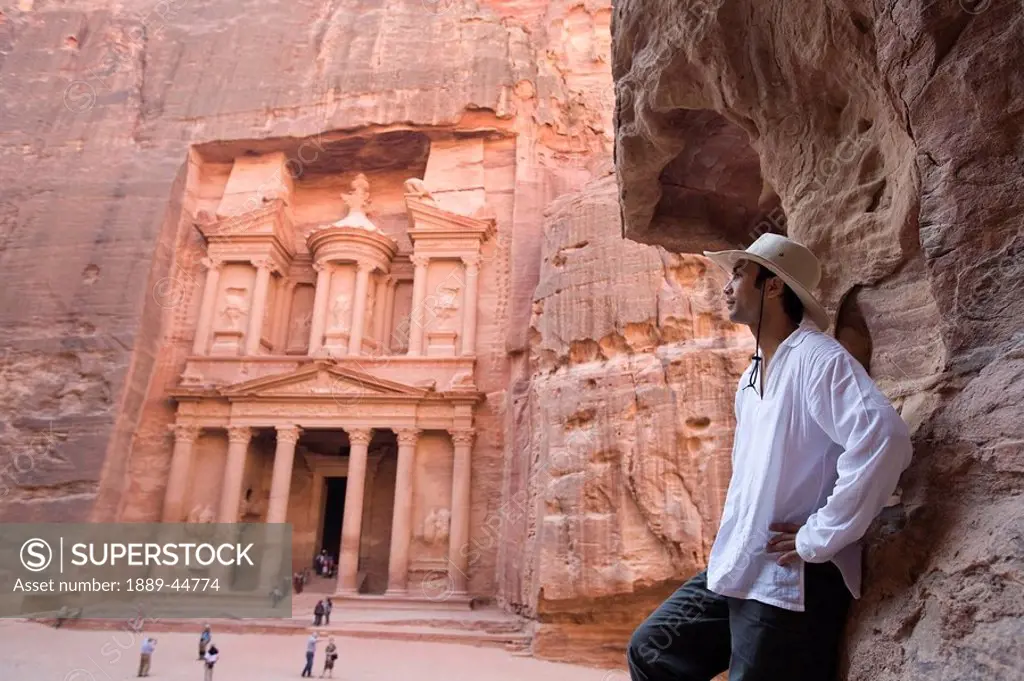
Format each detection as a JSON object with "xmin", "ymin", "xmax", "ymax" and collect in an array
[{"xmin": 320, "ymin": 477, "xmax": 347, "ymax": 561}]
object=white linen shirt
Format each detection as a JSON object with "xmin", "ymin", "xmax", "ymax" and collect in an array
[{"xmin": 705, "ymin": 325, "xmax": 913, "ymax": 612}]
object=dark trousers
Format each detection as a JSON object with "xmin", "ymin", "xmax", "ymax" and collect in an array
[
  {"xmin": 301, "ymin": 652, "xmax": 314, "ymax": 677},
  {"xmin": 628, "ymin": 564, "xmax": 851, "ymax": 681}
]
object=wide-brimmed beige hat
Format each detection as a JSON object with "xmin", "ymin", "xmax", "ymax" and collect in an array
[{"xmin": 703, "ymin": 233, "xmax": 830, "ymax": 330}]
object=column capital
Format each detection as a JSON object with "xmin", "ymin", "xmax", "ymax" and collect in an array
[
  {"xmin": 396, "ymin": 428, "xmax": 421, "ymax": 446},
  {"xmin": 313, "ymin": 261, "xmax": 331, "ymax": 274},
  {"xmin": 461, "ymin": 253, "xmax": 481, "ymax": 273},
  {"xmin": 169, "ymin": 422, "xmax": 201, "ymax": 442},
  {"xmin": 450, "ymin": 429, "xmax": 475, "ymax": 446},
  {"xmin": 410, "ymin": 254, "xmax": 430, "ymax": 269},
  {"xmin": 252, "ymin": 257, "xmax": 278, "ymax": 273},
  {"xmin": 355, "ymin": 260, "xmax": 374, "ymax": 275},
  {"xmin": 276, "ymin": 425, "xmax": 302, "ymax": 444},
  {"xmin": 227, "ymin": 425, "xmax": 252, "ymax": 444},
  {"xmin": 347, "ymin": 428, "xmax": 372, "ymax": 445},
  {"xmin": 201, "ymin": 256, "xmax": 225, "ymax": 271},
  {"xmin": 385, "ymin": 274, "xmax": 400, "ymax": 289}
]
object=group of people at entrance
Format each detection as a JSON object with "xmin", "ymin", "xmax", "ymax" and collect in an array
[{"xmin": 314, "ymin": 549, "xmax": 337, "ymax": 578}]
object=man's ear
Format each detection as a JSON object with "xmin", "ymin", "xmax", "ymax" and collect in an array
[{"xmin": 765, "ymin": 274, "xmax": 786, "ymax": 299}]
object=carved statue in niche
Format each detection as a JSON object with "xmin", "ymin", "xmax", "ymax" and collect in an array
[
  {"xmin": 186, "ymin": 503, "xmax": 215, "ymax": 524},
  {"xmin": 365, "ymin": 283, "xmax": 377, "ymax": 331},
  {"xmin": 403, "ymin": 178, "xmax": 436, "ymax": 205},
  {"xmin": 430, "ymin": 286, "xmax": 460, "ymax": 330},
  {"xmin": 447, "ymin": 370, "xmax": 475, "ymax": 390},
  {"xmin": 239, "ymin": 487, "xmax": 267, "ymax": 521},
  {"xmin": 329, "ymin": 293, "xmax": 352, "ymax": 331},
  {"xmin": 220, "ymin": 287, "xmax": 249, "ymax": 331},
  {"xmin": 332, "ymin": 173, "xmax": 384, "ymax": 234},
  {"xmin": 291, "ymin": 310, "xmax": 313, "ymax": 347},
  {"xmin": 394, "ymin": 312, "xmax": 411, "ymax": 350},
  {"xmin": 422, "ymin": 508, "xmax": 451, "ymax": 545}
]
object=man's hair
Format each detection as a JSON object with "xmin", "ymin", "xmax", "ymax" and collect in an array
[{"xmin": 754, "ymin": 264, "xmax": 804, "ymax": 325}]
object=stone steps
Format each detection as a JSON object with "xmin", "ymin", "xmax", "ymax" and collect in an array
[{"xmin": 28, "ymin": 617, "xmax": 532, "ymax": 652}]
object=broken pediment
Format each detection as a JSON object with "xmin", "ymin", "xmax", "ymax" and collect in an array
[
  {"xmin": 219, "ymin": 362, "xmax": 428, "ymax": 400},
  {"xmin": 405, "ymin": 193, "xmax": 496, "ymax": 236},
  {"xmin": 195, "ymin": 198, "xmax": 297, "ymax": 259}
]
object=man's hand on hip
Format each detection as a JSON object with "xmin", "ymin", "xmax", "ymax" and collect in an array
[{"xmin": 766, "ymin": 523, "xmax": 802, "ymax": 565}]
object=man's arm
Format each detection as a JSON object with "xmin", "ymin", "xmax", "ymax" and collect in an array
[{"xmin": 794, "ymin": 349, "xmax": 914, "ymax": 563}]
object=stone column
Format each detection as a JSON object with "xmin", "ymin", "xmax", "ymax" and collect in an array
[
  {"xmin": 192, "ymin": 257, "xmax": 224, "ymax": 355},
  {"xmin": 218, "ymin": 426, "xmax": 252, "ymax": 523},
  {"xmin": 407, "ymin": 254, "xmax": 429, "ymax": 356},
  {"xmin": 385, "ymin": 428, "xmax": 420, "ymax": 594},
  {"xmin": 336, "ymin": 428, "xmax": 372, "ymax": 594},
  {"xmin": 308, "ymin": 262, "xmax": 333, "ymax": 355},
  {"xmin": 260, "ymin": 425, "xmax": 300, "ymax": 592},
  {"xmin": 245, "ymin": 259, "xmax": 274, "ymax": 355},
  {"xmin": 382, "ymin": 276, "xmax": 398, "ymax": 353},
  {"xmin": 448, "ymin": 430, "xmax": 474, "ymax": 594},
  {"xmin": 347, "ymin": 262, "xmax": 372, "ymax": 355},
  {"xmin": 266, "ymin": 425, "xmax": 301, "ymax": 524},
  {"xmin": 371, "ymin": 275, "xmax": 388, "ymax": 344},
  {"xmin": 161, "ymin": 423, "xmax": 201, "ymax": 522},
  {"xmin": 460, "ymin": 254, "xmax": 481, "ymax": 356}
]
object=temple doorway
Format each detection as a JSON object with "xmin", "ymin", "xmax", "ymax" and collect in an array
[{"xmin": 319, "ymin": 477, "xmax": 347, "ymax": 569}]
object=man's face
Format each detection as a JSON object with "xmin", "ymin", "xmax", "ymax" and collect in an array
[{"xmin": 722, "ymin": 260, "xmax": 763, "ymax": 325}]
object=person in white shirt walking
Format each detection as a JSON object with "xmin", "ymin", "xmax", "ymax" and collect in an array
[
  {"xmin": 627, "ymin": 233, "xmax": 914, "ymax": 681},
  {"xmin": 203, "ymin": 644, "xmax": 219, "ymax": 681}
]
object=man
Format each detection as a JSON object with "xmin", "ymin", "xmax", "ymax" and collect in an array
[
  {"xmin": 313, "ymin": 599, "xmax": 325, "ymax": 626},
  {"xmin": 324, "ymin": 597, "xmax": 333, "ymax": 626},
  {"xmin": 301, "ymin": 632, "xmax": 320, "ymax": 678},
  {"xmin": 198, "ymin": 623, "xmax": 211, "ymax": 661},
  {"xmin": 627, "ymin": 233, "xmax": 914, "ymax": 681},
  {"xmin": 137, "ymin": 636, "xmax": 156, "ymax": 677}
]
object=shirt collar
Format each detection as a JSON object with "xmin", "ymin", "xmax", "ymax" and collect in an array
[{"xmin": 778, "ymin": 323, "xmax": 815, "ymax": 353}]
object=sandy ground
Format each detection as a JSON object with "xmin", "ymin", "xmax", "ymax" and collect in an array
[{"xmin": 0, "ymin": 620, "xmax": 626, "ymax": 681}]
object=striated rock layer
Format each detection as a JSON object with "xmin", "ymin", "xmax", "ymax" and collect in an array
[
  {"xmin": 500, "ymin": 173, "xmax": 751, "ymax": 666},
  {"xmin": 612, "ymin": 1, "xmax": 1024, "ymax": 679}
]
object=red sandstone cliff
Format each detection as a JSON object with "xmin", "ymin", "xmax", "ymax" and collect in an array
[{"xmin": 612, "ymin": 1, "xmax": 1024, "ymax": 678}]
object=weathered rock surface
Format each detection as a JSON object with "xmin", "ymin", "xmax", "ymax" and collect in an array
[
  {"xmin": 612, "ymin": 1, "xmax": 1024, "ymax": 678},
  {"xmin": 498, "ymin": 172, "xmax": 750, "ymax": 666}
]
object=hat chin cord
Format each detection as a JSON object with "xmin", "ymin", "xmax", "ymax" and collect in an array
[{"xmin": 746, "ymin": 285, "xmax": 766, "ymax": 394}]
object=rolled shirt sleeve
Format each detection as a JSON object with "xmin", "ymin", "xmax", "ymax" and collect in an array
[{"xmin": 795, "ymin": 350, "xmax": 914, "ymax": 563}]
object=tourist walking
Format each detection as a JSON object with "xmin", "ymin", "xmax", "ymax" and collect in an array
[
  {"xmin": 627, "ymin": 234, "xmax": 914, "ymax": 681},
  {"xmin": 323, "ymin": 597, "xmax": 333, "ymax": 625},
  {"xmin": 198, "ymin": 624, "xmax": 211, "ymax": 660},
  {"xmin": 137, "ymin": 636, "xmax": 156, "ymax": 677},
  {"xmin": 301, "ymin": 632, "xmax": 320, "ymax": 677},
  {"xmin": 321, "ymin": 637, "xmax": 338, "ymax": 678},
  {"xmin": 313, "ymin": 599, "xmax": 325, "ymax": 626},
  {"xmin": 203, "ymin": 644, "xmax": 218, "ymax": 681}
]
